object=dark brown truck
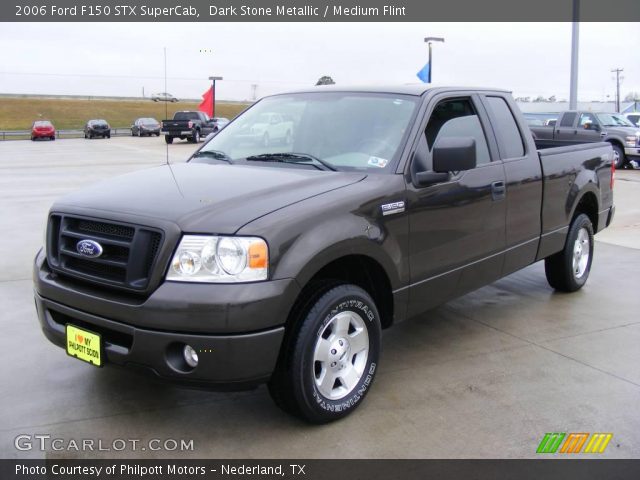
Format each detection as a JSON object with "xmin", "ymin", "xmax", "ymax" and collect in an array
[{"xmin": 34, "ymin": 86, "xmax": 615, "ymax": 423}]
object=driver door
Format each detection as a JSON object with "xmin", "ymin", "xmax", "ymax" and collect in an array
[{"xmin": 406, "ymin": 94, "xmax": 507, "ymax": 317}]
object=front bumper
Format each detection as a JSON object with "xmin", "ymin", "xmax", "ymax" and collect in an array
[
  {"xmin": 624, "ymin": 147, "xmax": 640, "ymax": 158},
  {"xmin": 33, "ymin": 250, "xmax": 298, "ymax": 389}
]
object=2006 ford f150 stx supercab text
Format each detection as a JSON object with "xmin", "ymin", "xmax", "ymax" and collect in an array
[{"xmin": 34, "ymin": 86, "xmax": 615, "ymax": 423}]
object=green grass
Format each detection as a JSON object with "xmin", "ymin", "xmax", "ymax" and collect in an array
[{"xmin": 0, "ymin": 97, "xmax": 250, "ymax": 131}]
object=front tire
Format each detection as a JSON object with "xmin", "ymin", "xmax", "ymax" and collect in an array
[
  {"xmin": 268, "ymin": 284, "xmax": 381, "ymax": 423},
  {"xmin": 611, "ymin": 144, "xmax": 626, "ymax": 169},
  {"xmin": 545, "ymin": 213, "xmax": 594, "ymax": 292}
]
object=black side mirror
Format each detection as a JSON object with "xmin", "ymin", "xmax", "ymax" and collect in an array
[
  {"xmin": 433, "ymin": 137, "xmax": 477, "ymax": 172},
  {"xmin": 412, "ymin": 136, "xmax": 477, "ymax": 187}
]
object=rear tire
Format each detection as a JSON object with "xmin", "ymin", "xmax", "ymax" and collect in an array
[
  {"xmin": 50, "ymin": 136, "xmax": 55, "ymax": 141},
  {"xmin": 268, "ymin": 284, "xmax": 381, "ymax": 423},
  {"xmin": 611, "ymin": 144, "xmax": 626, "ymax": 169},
  {"xmin": 164, "ymin": 135, "xmax": 173, "ymax": 144},
  {"xmin": 31, "ymin": 136, "xmax": 35, "ymax": 141},
  {"xmin": 545, "ymin": 213, "xmax": 594, "ymax": 292}
]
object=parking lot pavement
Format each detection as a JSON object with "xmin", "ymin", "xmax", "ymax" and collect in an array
[{"xmin": 1, "ymin": 137, "xmax": 638, "ymax": 459}]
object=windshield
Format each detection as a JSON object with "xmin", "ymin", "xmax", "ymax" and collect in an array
[
  {"xmin": 174, "ymin": 112, "xmax": 201, "ymax": 121},
  {"xmin": 596, "ymin": 113, "xmax": 635, "ymax": 127},
  {"xmin": 192, "ymin": 92, "xmax": 420, "ymax": 172},
  {"xmin": 141, "ymin": 118, "xmax": 158, "ymax": 125}
]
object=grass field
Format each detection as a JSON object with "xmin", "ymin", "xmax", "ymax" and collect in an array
[{"xmin": 0, "ymin": 97, "xmax": 251, "ymax": 131}]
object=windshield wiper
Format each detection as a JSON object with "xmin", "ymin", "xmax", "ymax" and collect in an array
[
  {"xmin": 191, "ymin": 150, "xmax": 233, "ymax": 163},
  {"xmin": 245, "ymin": 153, "xmax": 337, "ymax": 171}
]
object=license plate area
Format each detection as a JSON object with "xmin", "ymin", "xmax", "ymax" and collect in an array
[{"xmin": 65, "ymin": 324, "xmax": 103, "ymax": 367}]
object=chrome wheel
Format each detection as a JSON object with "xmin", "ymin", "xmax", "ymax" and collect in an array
[
  {"xmin": 573, "ymin": 227, "xmax": 590, "ymax": 279},
  {"xmin": 313, "ymin": 311, "xmax": 369, "ymax": 400}
]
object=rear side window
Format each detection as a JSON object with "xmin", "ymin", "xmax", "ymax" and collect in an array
[
  {"xmin": 560, "ymin": 112, "xmax": 577, "ymax": 127},
  {"xmin": 485, "ymin": 96, "xmax": 525, "ymax": 158}
]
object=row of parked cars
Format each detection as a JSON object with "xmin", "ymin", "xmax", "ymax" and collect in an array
[{"xmin": 31, "ymin": 113, "xmax": 230, "ymax": 142}]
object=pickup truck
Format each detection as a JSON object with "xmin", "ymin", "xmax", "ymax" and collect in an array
[
  {"xmin": 530, "ymin": 110, "xmax": 640, "ymax": 169},
  {"xmin": 34, "ymin": 86, "xmax": 614, "ymax": 424},
  {"xmin": 161, "ymin": 111, "xmax": 218, "ymax": 144}
]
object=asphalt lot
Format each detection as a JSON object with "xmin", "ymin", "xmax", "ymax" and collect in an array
[{"xmin": 0, "ymin": 137, "xmax": 639, "ymax": 459}]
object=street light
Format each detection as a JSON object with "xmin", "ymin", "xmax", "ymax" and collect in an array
[
  {"xmin": 424, "ymin": 37, "xmax": 445, "ymax": 83},
  {"xmin": 208, "ymin": 76, "xmax": 223, "ymax": 118}
]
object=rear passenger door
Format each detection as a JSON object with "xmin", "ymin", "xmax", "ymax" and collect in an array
[
  {"xmin": 555, "ymin": 112, "xmax": 579, "ymax": 143},
  {"xmin": 405, "ymin": 94, "xmax": 507, "ymax": 317},
  {"xmin": 480, "ymin": 94, "xmax": 542, "ymax": 275}
]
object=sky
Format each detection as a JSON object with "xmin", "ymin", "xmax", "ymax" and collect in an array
[{"xmin": 0, "ymin": 22, "xmax": 638, "ymax": 102}]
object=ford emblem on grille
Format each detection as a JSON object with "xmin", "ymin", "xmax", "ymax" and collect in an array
[{"xmin": 76, "ymin": 239, "xmax": 103, "ymax": 258}]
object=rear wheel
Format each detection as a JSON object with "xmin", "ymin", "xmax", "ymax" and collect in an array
[
  {"xmin": 164, "ymin": 135, "xmax": 173, "ymax": 144},
  {"xmin": 545, "ymin": 213, "xmax": 594, "ymax": 292},
  {"xmin": 50, "ymin": 136, "xmax": 55, "ymax": 141},
  {"xmin": 31, "ymin": 136, "xmax": 35, "ymax": 141},
  {"xmin": 611, "ymin": 144, "xmax": 626, "ymax": 169},
  {"xmin": 268, "ymin": 284, "xmax": 381, "ymax": 423},
  {"xmin": 193, "ymin": 129, "xmax": 200, "ymax": 143}
]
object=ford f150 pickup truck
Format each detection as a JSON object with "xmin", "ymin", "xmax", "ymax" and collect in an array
[
  {"xmin": 34, "ymin": 86, "xmax": 615, "ymax": 423},
  {"xmin": 530, "ymin": 110, "xmax": 640, "ymax": 169},
  {"xmin": 161, "ymin": 111, "xmax": 218, "ymax": 144}
]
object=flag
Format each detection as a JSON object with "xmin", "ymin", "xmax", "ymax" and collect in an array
[
  {"xmin": 416, "ymin": 62, "xmax": 430, "ymax": 83},
  {"xmin": 198, "ymin": 86, "xmax": 214, "ymax": 116}
]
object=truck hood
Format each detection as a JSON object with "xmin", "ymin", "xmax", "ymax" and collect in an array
[{"xmin": 53, "ymin": 163, "xmax": 366, "ymax": 234}]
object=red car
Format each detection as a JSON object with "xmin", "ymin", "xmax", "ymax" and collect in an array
[{"xmin": 31, "ymin": 120, "xmax": 56, "ymax": 141}]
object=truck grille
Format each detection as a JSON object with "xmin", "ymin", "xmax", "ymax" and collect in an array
[{"xmin": 46, "ymin": 214, "xmax": 164, "ymax": 293}]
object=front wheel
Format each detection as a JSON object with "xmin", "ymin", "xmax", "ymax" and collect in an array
[
  {"xmin": 610, "ymin": 144, "xmax": 626, "ymax": 169},
  {"xmin": 268, "ymin": 284, "xmax": 381, "ymax": 423},
  {"xmin": 545, "ymin": 213, "xmax": 594, "ymax": 292}
]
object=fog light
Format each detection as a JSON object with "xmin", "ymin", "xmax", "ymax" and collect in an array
[{"xmin": 183, "ymin": 345, "xmax": 199, "ymax": 368}]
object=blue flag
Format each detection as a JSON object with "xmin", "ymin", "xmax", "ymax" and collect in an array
[{"xmin": 416, "ymin": 62, "xmax": 430, "ymax": 83}]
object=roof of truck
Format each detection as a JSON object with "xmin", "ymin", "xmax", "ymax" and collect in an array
[{"xmin": 279, "ymin": 84, "xmax": 511, "ymax": 96}]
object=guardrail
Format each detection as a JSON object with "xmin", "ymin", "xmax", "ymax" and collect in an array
[{"xmin": 0, "ymin": 127, "xmax": 135, "ymax": 141}]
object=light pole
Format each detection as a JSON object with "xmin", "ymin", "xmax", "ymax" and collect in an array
[
  {"xmin": 424, "ymin": 37, "xmax": 445, "ymax": 83},
  {"xmin": 611, "ymin": 68, "xmax": 623, "ymax": 112},
  {"xmin": 208, "ymin": 76, "xmax": 223, "ymax": 118},
  {"xmin": 569, "ymin": 0, "xmax": 579, "ymax": 110}
]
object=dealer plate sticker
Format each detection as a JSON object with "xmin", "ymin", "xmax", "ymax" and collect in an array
[{"xmin": 66, "ymin": 325, "xmax": 102, "ymax": 367}]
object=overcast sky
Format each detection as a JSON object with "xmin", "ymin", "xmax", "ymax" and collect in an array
[{"xmin": 0, "ymin": 22, "xmax": 638, "ymax": 102}]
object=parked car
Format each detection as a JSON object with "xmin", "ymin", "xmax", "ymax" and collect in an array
[
  {"xmin": 31, "ymin": 120, "xmax": 56, "ymax": 141},
  {"xmin": 212, "ymin": 117, "xmax": 230, "ymax": 130},
  {"xmin": 34, "ymin": 85, "xmax": 614, "ymax": 423},
  {"xmin": 530, "ymin": 110, "xmax": 640, "ymax": 168},
  {"xmin": 151, "ymin": 92, "xmax": 178, "ymax": 102},
  {"xmin": 131, "ymin": 118, "xmax": 161, "ymax": 137},
  {"xmin": 84, "ymin": 119, "xmax": 111, "ymax": 139},
  {"xmin": 624, "ymin": 112, "xmax": 640, "ymax": 127},
  {"xmin": 236, "ymin": 112, "xmax": 294, "ymax": 146},
  {"xmin": 161, "ymin": 111, "xmax": 218, "ymax": 144}
]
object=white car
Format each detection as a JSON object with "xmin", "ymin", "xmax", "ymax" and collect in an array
[{"xmin": 151, "ymin": 92, "xmax": 178, "ymax": 103}]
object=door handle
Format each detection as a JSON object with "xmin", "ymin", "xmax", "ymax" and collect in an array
[{"xmin": 491, "ymin": 181, "xmax": 506, "ymax": 201}]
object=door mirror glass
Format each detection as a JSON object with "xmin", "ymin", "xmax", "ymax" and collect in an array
[{"xmin": 433, "ymin": 137, "xmax": 477, "ymax": 173}]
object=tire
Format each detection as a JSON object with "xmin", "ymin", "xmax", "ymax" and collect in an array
[
  {"xmin": 268, "ymin": 284, "xmax": 381, "ymax": 423},
  {"xmin": 156, "ymin": 133, "xmax": 160, "ymax": 137},
  {"xmin": 164, "ymin": 135, "xmax": 173, "ymax": 144},
  {"xmin": 545, "ymin": 213, "xmax": 594, "ymax": 292},
  {"xmin": 50, "ymin": 136, "xmax": 55, "ymax": 141},
  {"xmin": 610, "ymin": 143, "xmax": 626, "ymax": 169},
  {"xmin": 194, "ymin": 129, "xmax": 200, "ymax": 143},
  {"xmin": 31, "ymin": 136, "xmax": 35, "ymax": 141}
]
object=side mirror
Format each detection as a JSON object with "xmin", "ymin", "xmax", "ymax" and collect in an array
[{"xmin": 433, "ymin": 137, "xmax": 477, "ymax": 173}]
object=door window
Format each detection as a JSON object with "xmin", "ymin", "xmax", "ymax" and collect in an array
[
  {"xmin": 485, "ymin": 96, "xmax": 525, "ymax": 158},
  {"xmin": 578, "ymin": 113, "xmax": 597, "ymax": 128},
  {"xmin": 425, "ymin": 98, "xmax": 491, "ymax": 165}
]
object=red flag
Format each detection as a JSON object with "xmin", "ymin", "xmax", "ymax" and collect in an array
[{"xmin": 198, "ymin": 86, "xmax": 214, "ymax": 116}]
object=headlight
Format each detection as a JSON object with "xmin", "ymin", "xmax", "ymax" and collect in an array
[
  {"xmin": 625, "ymin": 135, "xmax": 637, "ymax": 147},
  {"xmin": 167, "ymin": 235, "xmax": 268, "ymax": 283}
]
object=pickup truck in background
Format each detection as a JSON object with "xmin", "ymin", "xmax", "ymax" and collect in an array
[
  {"xmin": 530, "ymin": 110, "xmax": 640, "ymax": 168},
  {"xmin": 161, "ymin": 111, "xmax": 219, "ymax": 144},
  {"xmin": 34, "ymin": 86, "xmax": 614, "ymax": 423}
]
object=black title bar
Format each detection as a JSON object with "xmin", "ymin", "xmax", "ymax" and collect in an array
[{"xmin": 3, "ymin": 0, "xmax": 640, "ymax": 22}]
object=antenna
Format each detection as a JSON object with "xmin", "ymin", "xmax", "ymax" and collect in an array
[{"xmin": 164, "ymin": 47, "xmax": 169, "ymax": 166}]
